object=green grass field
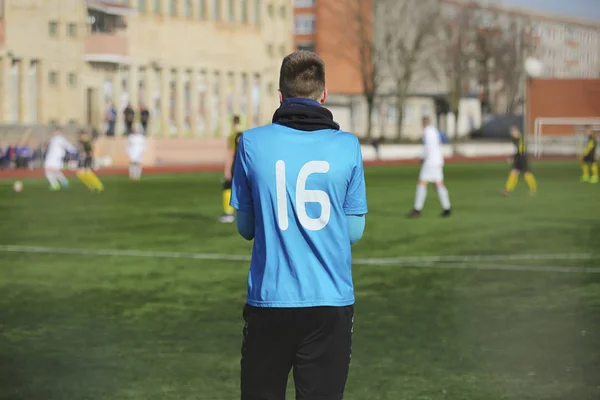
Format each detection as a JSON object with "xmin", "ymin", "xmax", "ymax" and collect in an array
[{"xmin": 1, "ymin": 162, "xmax": 599, "ymax": 400}]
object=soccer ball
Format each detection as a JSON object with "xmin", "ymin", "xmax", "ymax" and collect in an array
[
  {"xmin": 13, "ymin": 181, "xmax": 23, "ymax": 192},
  {"xmin": 524, "ymin": 57, "xmax": 544, "ymax": 78}
]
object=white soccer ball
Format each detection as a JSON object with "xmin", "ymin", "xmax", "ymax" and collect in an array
[
  {"xmin": 524, "ymin": 57, "xmax": 544, "ymax": 78},
  {"xmin": 13, "ymin": 181, "xmax": 23, "ymax": 192}
]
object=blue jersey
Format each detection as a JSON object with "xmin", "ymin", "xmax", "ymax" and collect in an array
[{"xmin": 230, "ymin": 123, "xmax": 368, "ymax": 308}]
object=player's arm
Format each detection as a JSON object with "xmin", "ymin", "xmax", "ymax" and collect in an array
[
  {"xmin": 63, "ymin": 137, "xmax": 78, "ymax": 154},
  {"xmin": 421, "ymin": 130, "xmax": 430, "ymax": 163},
  {"xmin": 344, "ymin": 139, "xmax": 369, "ymax": 245},
  {"xmin": 347, "ymin": 215, "xmax": 365, "ymax": 245},
  {"xmin": 236, "ymin": 210, "xmax": 255, "ymax": 241},
  {"xmin": 230, "ymin": 136, "xmax": 254, "ymax": 240}
]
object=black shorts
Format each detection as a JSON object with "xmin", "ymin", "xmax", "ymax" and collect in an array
[
  {"xmin": 512, "ymin": 155, "xmax": 528, "ymax": 172},
  {"xmin": 583, "ymin": 154, "xmax": 596, "ymax": 163},
  {"xmin": 241, "ymin": 304, "xmax": 354, "ymax": 400},
  {"xmin": 78, "ymin": 156, "xmax": 93, "ymax": 169}
]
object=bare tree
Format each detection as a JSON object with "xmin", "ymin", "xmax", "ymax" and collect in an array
[
  {"xmin": 323, "ymin": 0, "xmax": 380, "ymax": 139},
  {"xmin": 376, "ymin": 0, "xmax": 443, "ymax": 140},
  {"xmin": 487, "ymin": 21, "xmax": 536, "ymax": 114}
]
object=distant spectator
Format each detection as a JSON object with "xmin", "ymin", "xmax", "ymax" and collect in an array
[
  {"xmin": 15, "ymin": 143, "xmax": 34, "ymax": 169},
  {"xmin": 0, "ymin": 143, "xmax": 6, "ymax": 169},
  {"xmin": 371, "ymin": 138, "xmax": 381, "ymax": 160},
  {"xmin": 140, "ymin": 104, "xmax": 150, "ymax": 136},
  {"xmin": 124, "ymin": 103, "xmax": 135, "ymax": 135},
  {"xmin": 105, "ymin": 104, "xmax": 117, "ymax": 137},
  {"xmin": 7, "ymin": 146, "xmax": 16, "ymax": 169}
]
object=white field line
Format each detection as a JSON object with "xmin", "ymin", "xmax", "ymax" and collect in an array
[{"xmin": 0, "ymin": 245, "xmax": 598, "ymax": 273}]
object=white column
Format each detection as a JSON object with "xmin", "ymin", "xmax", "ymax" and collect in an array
[
  {"xmin": 190, "ymin": 70, "xmax": 199, "ymax": 136},
  {"xmin": 218, "ymin": 71, "xmax": 227, "ymax": 136},
  {"xmin": 129, "ymin": 64, "xmax": 139, "ymax": 115},
  {"xmin": 204, "ymin": 70, "xmax": 213, "ymax": 136},
  {"xmin": 18, "ymin": 58, "xmax": 29, "ymax": 124},
  {"xmin": 233, "ymin": 71, "xmax": 241, "ymax": 118},
  {"xmin": 160, "ymin": 67, "xmax": 170, "ymax": 137},
  {"xmin": 0, "ymin": 57, "xmax": 8, "ymax": 123},
  {"xmin": 112, "ymin": 65, "xmax": 123, "ymax": 135},
  {"xmin": 175, "ymin": 68, "xmax": 186, "ymax": 137},
  {"xmin": 244, "ymin": 73, "xmax": 252, "ymax": 128}
]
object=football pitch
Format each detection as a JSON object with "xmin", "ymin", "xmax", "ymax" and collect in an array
[{"xmin": 1, "ymin": 161, "xmax": 599, "ymax": 400}]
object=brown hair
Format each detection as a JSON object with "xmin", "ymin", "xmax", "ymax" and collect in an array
[{"xmin": 279, "ymin": 51, "xmax": 326, "ymax": 101}]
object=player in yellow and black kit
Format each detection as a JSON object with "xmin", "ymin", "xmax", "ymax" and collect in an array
[
  {"xmin": 580, "ymin": 125, "xmax": 598, "ymax": 184},
  {"xmin": 217, "ymin": 115, "xmax": 243, "ymax": 223},
  {"xmin": 503, "ymin": 126, "xmax": 537, "ymax": 196},
  {"xmin": 76, "ymin": 130, "xmax": 104, "ymax": 192}
]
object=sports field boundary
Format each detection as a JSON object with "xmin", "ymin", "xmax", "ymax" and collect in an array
[
  {"xmin": 0, "ymin": 155, "xmax": 576, "ymax": 180},
  {"xmin": 1, "ymin": 245, "xmax": 598, "ymax": 274}
]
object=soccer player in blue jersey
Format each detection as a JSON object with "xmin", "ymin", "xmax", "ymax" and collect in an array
[{"xmin": 230, "ymin": 51, "xmax": 368, "ymax": 400}]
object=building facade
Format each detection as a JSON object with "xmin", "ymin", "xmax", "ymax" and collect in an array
[
  {"xmin": 443, "ymin": 0, "xmax": 600, "ymax": 79},
  {"xmin": 0, "ymin": 0, "xmax": 293, "ymax": 137},
  {"xmin": 292, "ymin": 0, "xmax": 600, "ymax": 139},
  {"xmin": 442, "ymin": 0, "xmax": 600, "ymax": 113}
]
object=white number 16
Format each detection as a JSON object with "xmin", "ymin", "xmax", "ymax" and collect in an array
[{"xmin": 275, "ymin": 160, "xmax": 331, "ymax": 231}]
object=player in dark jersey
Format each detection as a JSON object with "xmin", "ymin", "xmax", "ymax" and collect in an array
[
  {"xmin": 580, "ymin": 125, "xmax": 598, "ymax": 183},
  {"xmin": 76, "ymin": 130, "xmax": 104, "ymax": 192},
  {"xmin": 503, "ymin": 126, "xmax": 537, "ymax": 196},
  {"xmin": 217, "ymin": 115, "xmax": 243, "ymax": 223}
]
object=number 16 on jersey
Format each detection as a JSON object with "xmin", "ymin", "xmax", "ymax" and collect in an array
[{"xmin": 275, "ymin": 160, "xmax": 331, "ymax": 232}]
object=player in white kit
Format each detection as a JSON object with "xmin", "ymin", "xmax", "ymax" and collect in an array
[
  {"xmin": 44, "ymin": 127, "xmax": 77, "ymax": 191},
  {"xmin": 127, "ymin": 129, "xmax": 146, "ymax": 181},
  {"xmin": 407, "ymin": 116, "xmax": 452, "ymax": 218}
]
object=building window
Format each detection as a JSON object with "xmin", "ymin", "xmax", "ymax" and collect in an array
[
  {"xmin": 254, "ymin": 0, "xmax": 261, "ymax": 24},
  {"xmin": 240, "ymin": 0, "xmax": 247, "ymax": 23},
  {"xmin": 294, "ymin": 0, "xmax": 315, "ymax": 7},
  {"xmin": 279, "ymin": 44, "xmax": 286, "ymax": 57},
  {"xmin": 169, "ymin": 0, "xmax": 177, "ymax": 15},
  {"xmin": 267, "ymin": 44, "xmax": 274, "ymax": 57},
  {"xmin": 68, "ymin": 72, "xmax": 77, "ymax": 87},
  {"xmin": 280, "ymin": 4, "xmax": 287, "ymax": 18},
  {"xmin": 48, "ymin": 71, "xmax": 58, "ymax": 86},
  {"xmin": 153, "ymin": 0, "xmax": 160, "ymax": 13},
  {"xmin": 297, "ymin": 42, "xmax": 315, "ymax": 52},
  {"xmin": 184, "ymin": 0, "xmax": 191, "ymax": 16},
  {"xmin": 199, "ymin": 0, "xmax": 206, "ymax": 18},
  {"xmin": 387, "ymin": 103, "xmax": 397, "ymax": 125},
  {"xmin": 228, "ymin": 0, "xmax": 234, "ymax": 21},
  {"xmin": 49, "ymin": 21, "xmax": 58, "ymax": 37},
  {"xmin": 267, "ymin": 2, "xmax": 274, "ymax": 17},
  {"xmin": 404, "ymin": 104, "xmax": 414, "ymax": 124},
  {"xmin": 213, "ymin": 0, "xmax": 221, "ymax": 20},
  {"xmin": 67, "ymin": 23, "xmax": 77, "ymax": 37},
  {"xmin": 137, "ymin": 0, "xmax": 145, "ymax": 12},
  {"xmin": 294, "ymin": 14, "xmax": 315, "ymax": 34}
]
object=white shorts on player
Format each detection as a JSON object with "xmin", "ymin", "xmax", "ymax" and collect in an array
[
  {"xmin": 419, "ymin": 163, "xmax": 444, "ymax": 183},
  {"xmin": 44, "ymin": 130, "xmax": 77, "ymax": 190},
  {"xmin": 127, "ymin": 131, "xmax": 146, "ymax": 180},
  {"xmin": 409, "ymin": 117, "xmax": 451, "ymax": 217}
]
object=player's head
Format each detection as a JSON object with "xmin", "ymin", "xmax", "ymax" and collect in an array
[
  {"xmin": 584, "ymin": 125, "xmax": 593, "ymax": 136},
  {"xmin": 510, "ymin": 125, "xmax": 521, "ymax": 139},
  {"xmin": 278, "ymin": 51, "xmax": 327, "ymax": 104},
  {"xmin": 232, "ymin": 115, "xmax": 241, "ymax": 128},
  {"xmin": 421, "ymin": 116, "xmax": 431, "ymax": 128},
  {"xmin": 51, "ymin": 125, "xmax": 61, "ymax": 136},
  {"xmin": 78, "ymin": 129, "xmax": 88, "ymax": 139}
]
